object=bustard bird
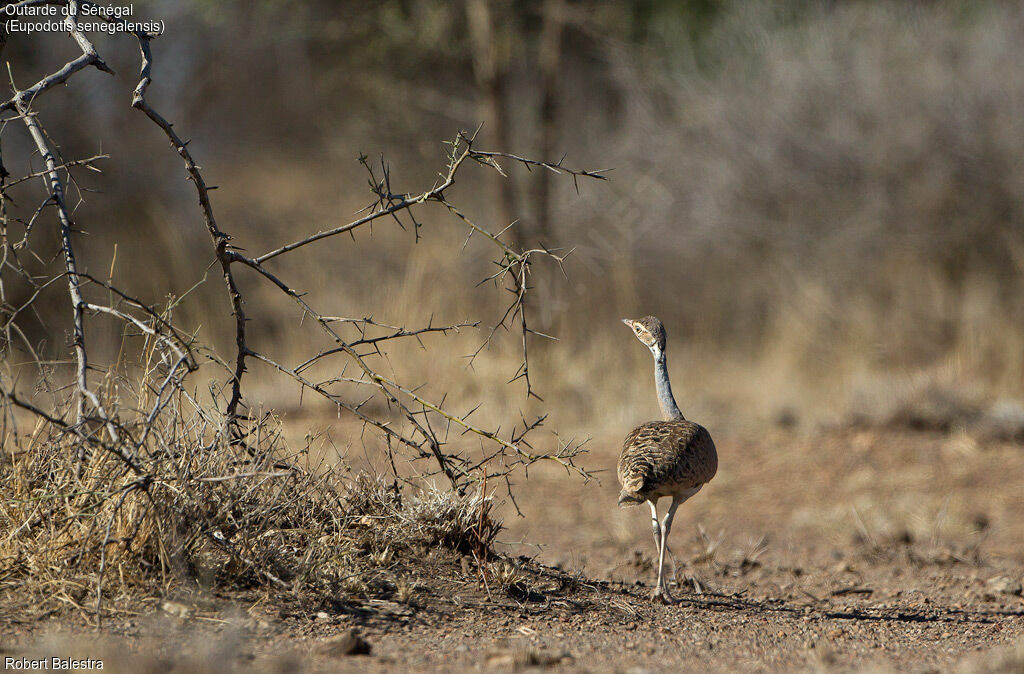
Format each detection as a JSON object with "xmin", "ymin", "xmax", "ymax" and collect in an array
[{"xmin": 617, "ymin": 316, "xmax": 718, "ymax": 603}]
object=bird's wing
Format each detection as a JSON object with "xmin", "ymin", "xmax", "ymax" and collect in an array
[{"xmin": 618, "ymin": 421, "xmax": 716, "ymax": 495}]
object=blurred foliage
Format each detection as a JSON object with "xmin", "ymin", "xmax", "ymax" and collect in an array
[{"xmin": 6, "ymin": 0, "xmax": 1024, "ymax": 425}]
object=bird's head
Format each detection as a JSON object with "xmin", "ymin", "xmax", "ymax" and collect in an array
[{"xmin": 622, "ymin": 315, "xmax": 667, "ymax": 357}]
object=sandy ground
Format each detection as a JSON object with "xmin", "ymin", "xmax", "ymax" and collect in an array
[{"xmin": 5, "ymin": 427, "xmax": 1024, "ymax": 672}]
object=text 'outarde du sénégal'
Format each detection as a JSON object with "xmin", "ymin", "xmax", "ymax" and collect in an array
[
  {"xmin": 3, "ymin": 4, "xmax": 163, "ymax": 36},
  {"xmin": 4, "ymin": 4, "xmax": 135, "ymax": 19}
]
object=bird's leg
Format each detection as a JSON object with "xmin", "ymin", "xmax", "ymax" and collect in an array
[
  {"xmin": 655, "ymin": 496, "xmax": 682, "ymax": 603},
  {"xmin": 648, "ymin": 500, "xmax": 667, "ymax": 602},
  {"xmin": 648, "ymin": 500, "xmax": 661, "ymax": 551},
  {"xmin": 664, "ymin": 487, "xmax": 700, "ymax": 592},
  {"xmin": 666, "ymin": 541, "xmax": 678, "ymax": 586},
  {"xmin": 653, "ymin": 528, "xmax": 669, "ymax": 602}
]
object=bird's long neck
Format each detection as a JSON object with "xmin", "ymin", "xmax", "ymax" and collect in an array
[{"xmin": 653, "ymin": 351, "xmax": 684, "ymax": 420}]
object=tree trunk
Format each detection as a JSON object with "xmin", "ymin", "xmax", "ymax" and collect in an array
[
  {"xmin": 534, "ymin": 0, "xmax": 566, "ymax": 247},
  {"xmin": 465, "ymin": 0, "xmax": 520, "ymax": 251}
]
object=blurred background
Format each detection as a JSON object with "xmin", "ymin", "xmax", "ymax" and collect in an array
[{"xmin": 6, "ymin": 0, "xmax": 1024, "ymax": 442}]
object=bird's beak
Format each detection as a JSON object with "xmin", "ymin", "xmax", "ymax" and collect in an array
[{"xmin": 621, "ymin": 318, "xmax": 633, "ymax": 328}]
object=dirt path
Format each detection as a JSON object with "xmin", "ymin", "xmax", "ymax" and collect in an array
[
  {"xmin": 6, "ymin": 428, "xmax": 1024, "ymax": 672},
  {"xmin": 9, "ymin": 555, "xmax": 1022, "ymax": 672}
]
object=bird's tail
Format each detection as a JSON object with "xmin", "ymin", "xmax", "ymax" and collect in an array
[{"xmin": 617, "ymin": 490, "xmax": 644, "ymax": 507}]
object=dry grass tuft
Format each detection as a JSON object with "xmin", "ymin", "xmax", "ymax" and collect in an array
[
  {"xmin": 344, "ymin": 476, "xmax": 502, "ymax": 556},
  {"xmin": 0, "ymin": 385, "xmax": 501, "ymax": 622}
]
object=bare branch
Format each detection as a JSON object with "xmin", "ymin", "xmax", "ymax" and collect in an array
[
  {"xmin": 129, "ymin": 30, "xmax": 250, "ymax": 431},
  {"xmin": 0, "ymin": 6, "xmax": 605, "ymax": 619},
  {"xmin": 15, "ymin": 97, "xmax": 120, "ymax": 446}
]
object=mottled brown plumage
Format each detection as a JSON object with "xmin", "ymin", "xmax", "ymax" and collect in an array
[
  {"xmin": 617, "ymin": 420, "xmax": 717, "ymax": 502},
  {"xmin": 617, "ymin": 315, "xmax": 718, "ymax": 603}
]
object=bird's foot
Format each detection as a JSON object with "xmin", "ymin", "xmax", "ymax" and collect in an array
[{"xmin": 651, "ymin": 586, "xmax": 675, "ymax": 604}]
